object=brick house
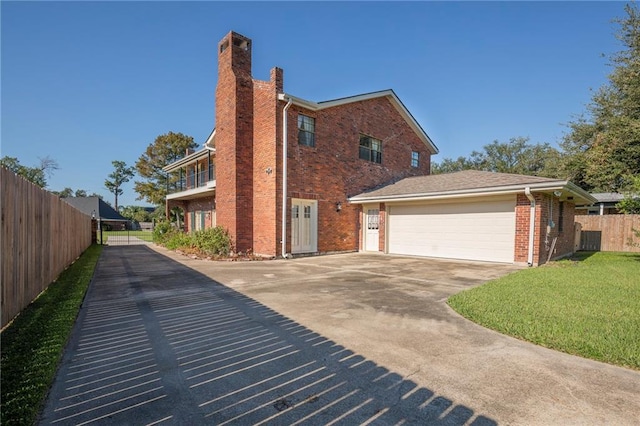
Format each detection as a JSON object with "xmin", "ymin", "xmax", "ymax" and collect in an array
[
  {"xmin": 164, "ymin": 31, "xmax": 438, "ymax": 257},
  {"xmin": 164, "ymin": 31, "xmax": 595, "ymax": 265}
]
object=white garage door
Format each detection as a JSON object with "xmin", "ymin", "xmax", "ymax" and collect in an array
[{"xmin": 388, "ymin": 196, "xmax": 516, "ymax": 263}]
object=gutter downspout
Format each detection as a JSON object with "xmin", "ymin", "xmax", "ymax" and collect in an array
[
  {"xmin": 281, "ymin": 97, "xmax": 293, "ymax": 259},
  {"xmin": 525, "ymin": 187, "xmax": 536, "ymax": 266}
]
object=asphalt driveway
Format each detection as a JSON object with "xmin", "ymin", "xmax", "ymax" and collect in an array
[{"xmin": 40, "ymin": 246, "xmax": 640, "ymax": 425}]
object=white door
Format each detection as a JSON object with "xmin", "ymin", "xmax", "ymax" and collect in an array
[
  {"xmin": 388, "ymin": 196, "xmax": 516, "ymax": 263},
  {"xmin": 364, "ymin": 205, "xmax": 380, "ymax": 251},
  {"xmin": 291, "ymin": 199, "xmax": 317, "ymax": 254}
]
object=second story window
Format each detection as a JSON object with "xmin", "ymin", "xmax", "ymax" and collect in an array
[
  {"xmin": 359, "ymin": 134, "xmax": 382, "ymax": 164},
  {"xmin": 298, "ymin": 114, "xmax": 315, "ymax": 147},
  {"xmin": 411, "ymin": 151, "xmax": 420, "ymax": 168}
]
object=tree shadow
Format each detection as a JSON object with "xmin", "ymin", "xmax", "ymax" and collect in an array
[{"xmin": 40, "ymin": 245, "xmax": 497, "ymax": 425}]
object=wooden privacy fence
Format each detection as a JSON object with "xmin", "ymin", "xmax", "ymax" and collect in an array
[
  {"xmin": 1, "ymin": 167, "xmax": 92, "ymax": 328},
  {"xmin": 575, "ymin": 214, "xmax": 640, "ymax": 253}
]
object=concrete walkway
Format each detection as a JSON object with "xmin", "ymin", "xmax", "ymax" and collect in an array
[{"xmin": 40, "ymin": 245, "xmax": 640, "ymax": 425}]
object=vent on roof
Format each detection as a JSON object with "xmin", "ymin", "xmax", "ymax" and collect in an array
[
  {"xmin": 233, "ymin": 38, "xmax": 249, "ymax": 51},
  {"xmin": 220, "ymin": 39, "xmax": 229, "ymax": 53}
]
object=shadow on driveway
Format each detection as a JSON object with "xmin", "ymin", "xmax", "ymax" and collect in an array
[{"xmin": 40, "ymin": 245, "xmax": 495, "ymax": 425}]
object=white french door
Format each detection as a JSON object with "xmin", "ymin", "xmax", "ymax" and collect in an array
[{"xmin": 291, "ymin": 199, "xmax": 318, "ymax": 253}]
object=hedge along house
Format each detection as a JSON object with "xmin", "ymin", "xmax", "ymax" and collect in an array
[
  {"xmin": 349, "ymin": 170, "xmax": 596, "ymax": 266},
  {"xmin": 164, "ymin": 31, "xmax": 439, "ymax": 257}
]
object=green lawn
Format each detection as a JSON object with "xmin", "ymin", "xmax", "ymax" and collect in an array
[
  {"xmin": 1, "ymin": 245, "xmax": 102, "ymax": 426},
  {"xmin": 448, "ymin": 251, "xmax": 640, "ymax": 370},
  {"xmin": 101, "ymin": 230, "xmax": 153, "ymax": 242}
]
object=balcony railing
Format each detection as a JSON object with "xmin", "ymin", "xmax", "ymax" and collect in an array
[{"xmin": 167, "ymin": 165, "xmax": 215, "ymax": 195}]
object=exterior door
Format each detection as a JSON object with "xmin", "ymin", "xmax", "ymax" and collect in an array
[
  {"xmin": 365, "ymin": 205, "xmax": 380, "ymax": 251},
  {"xmin": 291, "ymin": 199, "xmax": 318, "ymax": 254}
]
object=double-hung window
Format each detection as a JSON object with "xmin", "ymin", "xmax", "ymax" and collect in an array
[
  {"xmin": 359, "ymin": 134, "xmax": 382, "ymax": 164},
  {"xmin": 298, "ymin": 114, "xmax": 315, "ymax": 147},
  {"xmin": 411, "ymin": 151, "xmax": 420, "ymax": 168}
]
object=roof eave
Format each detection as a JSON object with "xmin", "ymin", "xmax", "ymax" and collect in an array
[
  {"xmin": 162, "ymin": 148, "xmax": 212, "ymax": 172},
  {"xmin": 277, "ymin": 91, "xmax": 438, "ymax": 155},
  {"xmin": 349, "ymin": 180, "xmax": 597, "ymax": 205}
]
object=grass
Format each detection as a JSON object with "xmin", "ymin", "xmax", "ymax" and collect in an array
[
  {"xmin": 101, "ymin": 230, "xmax": 153, "ymax": 242},
  {"xmin": 1, "ymin": 245, "xmax": 102, "ymax": 426},
  {"xmin": 448, "ymin": 251, "xmax": 640, "ymax": 370}
]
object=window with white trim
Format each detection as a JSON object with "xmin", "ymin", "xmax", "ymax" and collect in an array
[
  {"xmin": 298, "ymin": 114, "xmax": 315, "ymax": 147},
  {"xmin": 411, "ymin": 151, "xmax": 419, "ymax": 168},
  {"xmin": 359, "ymin": 134, "xmax": 382, "ymax": 164}
]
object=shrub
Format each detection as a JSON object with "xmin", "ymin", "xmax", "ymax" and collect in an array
[
  {"xmin": 154, "ymin": 224, "xmax": 233, "ymax": 258},
  {"xmin": 193, "ymin": 227, "xmax": 232, "ymax": 256},
  {"xmin": 164, "ymin": 232, "xmax": 193, "ymax": 251},
  {"xmin": 152, "ymin": 221, "xmax": 174, "ymax": 243}
]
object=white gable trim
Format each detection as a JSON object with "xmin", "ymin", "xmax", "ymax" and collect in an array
[{"xmin": 277, "ymin": 91, "xmax": 438, "ymax": 154}]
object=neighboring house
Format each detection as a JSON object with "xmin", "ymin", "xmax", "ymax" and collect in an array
[
  {"xmin": 63, "ymin": 196, "xmax": 129, "ymax": 230},
  {"xmin": 575, "ymin": 192, "xmax": 624, "ymax": 215},
  {"xmin": 349, "ymin": 170, "xmax": 596, "ymax": 265},
  {"xmin": 164, "ymin": 31, "xmax": 438, "ymax": 257}
]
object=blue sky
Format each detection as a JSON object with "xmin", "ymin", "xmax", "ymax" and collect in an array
[{"xmin": 1, "ymin": 1, "xmax": 626, "ymax": 207}]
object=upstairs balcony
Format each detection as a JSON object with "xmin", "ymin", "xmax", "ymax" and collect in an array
[{"xmin": 164, "ymin": 148, "xmax": 216, "ymax": 201}]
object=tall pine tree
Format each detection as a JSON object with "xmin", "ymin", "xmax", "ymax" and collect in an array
[{"xmin": 562, "ymin": 3, "xmax": 640, "ymax": 192}]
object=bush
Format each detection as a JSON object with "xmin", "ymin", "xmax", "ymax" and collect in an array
[
  {"xmin": 155, "ymin": 225, "xmax": 233, "ymax": 257},
  {"xmin": 164, "ymin": 232, "xmax": 193, "ymax": 251},
  {"xmin": 152, "ymin": 221, "xmax": 174, "ymax": 243},
  {"xmin": 193, "ymin": 227, "xmax": 232, "ymax": 256}
]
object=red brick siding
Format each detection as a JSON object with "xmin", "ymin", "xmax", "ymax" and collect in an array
[
  {"xmin": 184, "ymin": 198, "xmax": 216, "ymax": 232},
  {"xmin": 514, "ymin": 193, "xmax": 577, "ymax": 265},
  {"xmin": 215, "ymin": 32, "xmax": 254, "ymax": 253},
  {"xmin": 283, "ymin": 97, "xmax": 432, "ymax": 253},
  {"xmin": 514, "ymin": 194, "xmax": 532, "ymax": 264},
  {"xmin": 252, "ymin": 70, "xmax": 280, "ymax": 256},
  {"xmin": 378, "ymin": 203, "xmax": 387, "ymax": 252}
]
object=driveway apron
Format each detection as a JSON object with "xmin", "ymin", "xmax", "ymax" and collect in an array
[{"xmin": 39, "ymin": 246, "xmax": 495, "ymax": 425}]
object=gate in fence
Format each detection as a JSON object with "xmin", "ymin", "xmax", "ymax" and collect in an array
[{"xmin": 97, "ymin": 228, "xmax": 154, "ymax": 246}]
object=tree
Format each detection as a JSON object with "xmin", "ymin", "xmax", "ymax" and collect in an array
[
  {"xmin": 616, "ymin": 175, "xmax": 640, "ymax": 213},
  {"xmin": 53, "ymin": 187, "xmax": 75, "ymax": 198},
  {"xmin": 431, "ymin": 137, "xmax": 562, "ymax": 177},
  {"xmin": 0, "ymin": 155, "xmax": 59, "ymax": 188},
  {"xmin": 561, "ymin": 3, "xmax": 640, "ymax": 191},
  {"xmin": 431, "ymin": 156, "xmax": 478, "ymax": 174},
  {"xmin": 104, "ymin": 160, "xmax": 135, "ymax": 211},
  {"xmin": 134, "ymin": 131, "xmax": 197, "ymax": 205},
  {"xmin": 52, "ymin": 187, "xmax": 102, "ymax": 198},
  {"xmin": 119, "ymin": 205, "xmax": 153, "ymax": 223}
]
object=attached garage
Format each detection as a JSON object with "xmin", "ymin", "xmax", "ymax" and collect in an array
[
  {"xmin": 388, "ymin": 196, "xmax": 516, "ymax": 263},
  {"xmin": 350, "ymin": 170, "xmax": 596, "ymax": 266}
]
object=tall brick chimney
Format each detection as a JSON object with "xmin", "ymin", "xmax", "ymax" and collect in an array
[{"xmin": 215, "ymin": 31, "xmax": 254, "ymax": 252}]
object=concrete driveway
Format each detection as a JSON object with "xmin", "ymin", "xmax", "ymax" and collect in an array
[{"xmin": 40, "ymin": 246, "xmax": 640, "ymax": 425}]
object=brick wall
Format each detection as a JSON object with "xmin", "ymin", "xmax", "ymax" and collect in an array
[
  {"xmin": 283, "ymin": 97, "xmax": 432, "ymax": 254},
  {"xmin": 514, "ymin": 192, "xmax": 577, "ymax": 265},
  {"xmin": 184, "ymin": 198, "xmax": 216, "ymax": 232},
  {"xmin": 215, "ymin": 32, "xmax": 254, "ymax": 253},
  {"xmin": 252, "ymin": 68, "xmax": 281, "ymax": 256}
]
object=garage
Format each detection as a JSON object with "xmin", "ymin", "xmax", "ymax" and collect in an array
[
  {"xmin": 387, "ymin": 196, "xmax": 516, "ymax": 263},
  {"xmin": 350, "ymin": 170, "xmax": 597, "ymax": 266}
]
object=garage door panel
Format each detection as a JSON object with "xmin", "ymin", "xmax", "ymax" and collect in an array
[{"xmin": 388, "ymin": 197, "xmax": 516, "ymax": 263}]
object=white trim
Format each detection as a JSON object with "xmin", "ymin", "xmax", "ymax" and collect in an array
[
  {"xmin": 281, "ymin": 97, "xmax": 293, "ymax": 258},
  {"xmin": 166, "ymin": 185, "xmax": 215, "ymax": 201},
  {"xmin": 525, "ymin": 187, "xmax": 536, "ymax": 266},
  {"xmin": 277, "ymin": 91, "xmax": 438, "ymax": 154}
]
